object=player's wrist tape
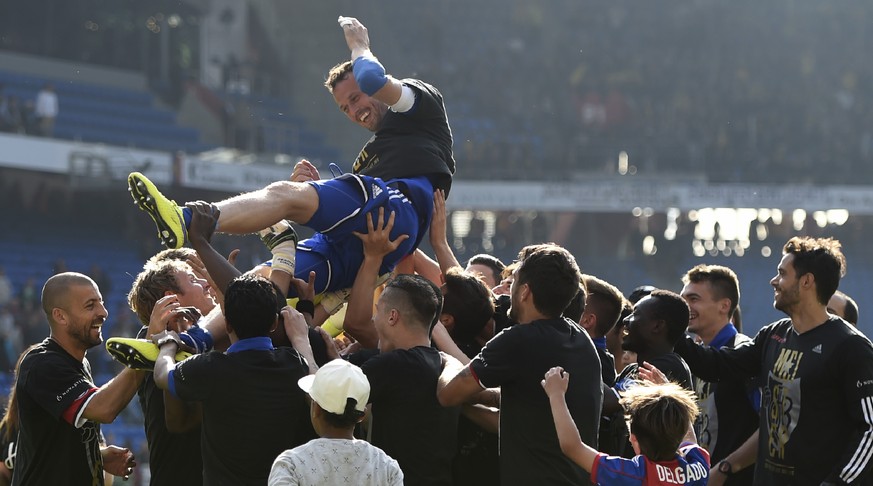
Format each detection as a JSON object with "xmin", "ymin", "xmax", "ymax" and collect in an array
[
  {"xmin": 271, "ymin": 254, "xmax": 295, "ymax": 274},
  {"xmin": 153, "ymin": 331, "xmax": 182, "ymax": 349},
  {"xmin": 353, "ymin": 55, "xmax": 388, "ymax": 96},
  {"xmin": 296, "ymin": 299, "xmax": 315, "ymax": 316}
]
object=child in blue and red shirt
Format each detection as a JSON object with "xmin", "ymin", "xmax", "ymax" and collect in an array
[{"xmin": 543, "ymin": 365, "xmax": 709, "ymax": 485}]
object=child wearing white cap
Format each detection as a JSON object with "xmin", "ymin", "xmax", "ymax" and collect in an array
[{"xmin": 268, "ymin": 359, "xmax": 404, "ymax": 485}]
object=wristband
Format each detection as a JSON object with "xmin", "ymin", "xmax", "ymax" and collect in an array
[
  {"xmin": 296, "ymin": 299, "xmax": 315, "ymax": 316},
  {"xmin": 153, "ymin": 330, "xmax": 182, "ymax": 349},
  {"xmin": 353, "ymin": 55, "xmax": 388, "ymax": 96}
]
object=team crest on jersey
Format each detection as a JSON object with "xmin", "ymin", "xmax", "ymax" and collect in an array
[{"xmin": 353, "ymin": 148, "xmax": 379, "ymax": 173}]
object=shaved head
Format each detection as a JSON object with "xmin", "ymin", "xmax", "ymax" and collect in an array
[{"xmin": 42, "ymin": 272, "xmax": 97, "ymax": 323}]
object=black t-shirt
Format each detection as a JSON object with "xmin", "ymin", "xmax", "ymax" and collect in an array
[
  {"xmin": 615, "ymin": 353, "xmax": 694, "ymax": 392},
  {"xmin": 677, "ymin": 317, "xmax": 873, "ymax": 485},
  {"xmin": 453, "ymin": 414, "xmax": 500, "ymax": 486},
  {"xmin": 492, "ymin": 294, "xmax": 514, "ymax": 335},
  {"xmin": 171, "ymin": 344, "xmax": 315, "ymax": 486},
  {"xmin": 471, "ymin": 318, "xmax": 603, "ymax": 486},
  {"xmin": 361, "ymin": 346, "xmax": 459, "ymax": 486},
  {"xmin": 13, "ymin": 338, "xmax": 104, "ymax": 486},
  {"xmin": 136, "ymin": 326, "xmax": 203, "ymax": 485},
  {"xmin": 597, "ymin": 346, "xmax": 617, "ymax": 387},
  {"xmin": 0, "ymin": 420, "xmax": 15, "ymax": 474},
  {"xmin": 353, "ymin": 79, "xmax": 455, "ymax": 197}
]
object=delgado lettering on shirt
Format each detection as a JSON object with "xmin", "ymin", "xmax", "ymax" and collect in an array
[{"xmin": 655, "ymin": 462, "xmax": 708, "ymax": 484}]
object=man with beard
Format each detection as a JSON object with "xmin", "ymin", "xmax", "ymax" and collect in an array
[
  {"xmin": 13, "ymin": 273, "xmax": 143, "ymax": 485},
  {"xmin": 600, "ymin": 290, "xmax": 694, "ymax": 458},
  {"xmin": 675, "ymin": 237, "xmax": 873, "ymax": 485},
  {"xmin": 438, "ymin": 244, "xmax": 602, "ymax": 486},
  {"xmin": 612, "ymin": 290, "xmax": 694, "ymax": 393}
]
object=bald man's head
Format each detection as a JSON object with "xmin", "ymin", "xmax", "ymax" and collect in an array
[
  {"xmin": 828, "ymin": 290, "xmax": 858, "ymax": 325},
  {"xmin": 42, "ymin": 272, "xmax": 97, "ymax": 324}
]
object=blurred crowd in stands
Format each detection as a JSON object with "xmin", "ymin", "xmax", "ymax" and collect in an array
[
  {"xmin": 0, "ymin": 83, "xmax": 57, "ymax": 136},
  {"xmin": 413, "ymin": 1, "xmax": 873, "ymax": 183},
  {"xmin": 287, "ymin": 0, "xmax": 868, "ymax": 186},
  {"xmin": 3, "ymin": 1, "xmax": 871, "ymax": 184}
]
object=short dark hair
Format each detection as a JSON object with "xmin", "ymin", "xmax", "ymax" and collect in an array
[
  {"xmin": 618, "ymin": 299, "xmax": 633, "ymax": 326},
  {"xmin": 442, "ymin": 268, "xmax": 494, "ymax": 343},
  {"xmin": 515, "ymin": 244, "xmax": 582, "ymax": 318},
  {"xmin": 621, "ymin": 382, "xmax": 699, "ymax": 461},
  {"xmin": 562, "ymin": 284, "xmax": 586, "ymax": 323},
  {"xmin": 682, "ymin": 264, "xmax": 741, "ymax": 319},
  {"xmin": 628, "ymin": 285, "xmax": 656, "ymax": 305},
  {"xmin": 582, "ymin": 274, "xmax": 625, "ymax": 337},
  {"xmin": 648, "ymin": 290, "xmax": 690, "ymax": 345},
  {"xmin": 466, "ymin": 254, "xmax": 506, "ymax": 285},
  {"xmin": 382, "ymin": 274, "xmax": 443, "ymax": 332},
  {"xmin": 224, "ymin": 275, "xmax": 281, "ymax": 339},
  {"xmin": 324, "ymin": 61, "xmax": 353, "ymax": 93},
  {"xmin": 783, "ymin": 237, "xmax": 846, "ymax": 305}
]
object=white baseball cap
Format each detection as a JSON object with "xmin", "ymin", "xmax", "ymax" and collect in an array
[{"xmin": 297, "ymin": 359, "xmax": 370, "ymax": 415}]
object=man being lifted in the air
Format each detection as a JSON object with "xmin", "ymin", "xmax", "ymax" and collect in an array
[{"xmin": 129, "ymin": 16, "xmax": 454, "ymax": 298}]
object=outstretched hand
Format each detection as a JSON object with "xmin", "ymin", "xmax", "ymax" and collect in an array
[
  {"xmin": 429, "ymin": 190, "xmax": 449, "ymax": 248},
  {"xmin": 281, "ymin": 305, "xmax": 309, "ymax": 344},
  {"xmin": 638, "ymin": 361, "xmax": 668, "ymax": 384},
  {"xmin": 338, "ymin": 16, "xmax": 371, "ymax": 59},
  {"xmin": 186, "ymin": 201, "xmax": 219, "ymax": 247},
  {"xmin": 316, "ymin": 326, "xmax": 341, "ymax": 361},
  {"xmin": 290, "ymin": 270, "xmax": 317, "ymax": 303},
  {"xmin": 353, "ymin": 207, "xmax": 409, "ymax": 259},
  {"xmin": 332, "ymin": 332, "xmax": 361, "ymax": 358},
  {"xmin": 146, "ymin": 294, "xmax": 181, "ymax": 338},
  {"xmin": 184, "ymin": 252, "xmax": 222, "ymax": 301},
  {"xmin": 541, "ymin": 366, "xmax": 570, "ymax": 398}
]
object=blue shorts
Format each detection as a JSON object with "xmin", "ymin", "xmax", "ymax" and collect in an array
[{"xmin": 289, "ymin": 174, "xmax": 433, "ymax": 295}]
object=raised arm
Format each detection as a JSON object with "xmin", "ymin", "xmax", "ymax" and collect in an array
[
  {"xmin": 429, "ymin": 190, "xmax": 463, "ymax": 275},
  {"xmin": 338, "ymin": 16, "xmax": 404, "ymax": 107},
  {"xmin": 186, "ymin": 201, "xmax": 241, "ymax": 294},
  {"xmin": 542, "ymin": 367, "xmax": 598, "ymax": 473},
  {"xmin": 412, "ymin": 249, "xmax": 444, "ymax": 286},
  {"xmin": 674, "ymin": 333, "xmax": 762, "ymax": 383},
  {"xmin": 342, "ymin": 208, "xmax": 409, "ymax": 348},
  {"xmin": 151, "ymin": 331, "xmax": 183, "ymax": 391},
  {"xmin": 432, "ymin": 322, "xmax": 470, "ymax": 364},
  {"xmin": 282, "ymin": 305, "xmax": 318, "ymax": 374}
]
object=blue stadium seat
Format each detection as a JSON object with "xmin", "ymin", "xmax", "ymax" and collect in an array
[{"xmin": 0, "ymin": 69, "xmax": 209, "ymax": 153}]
